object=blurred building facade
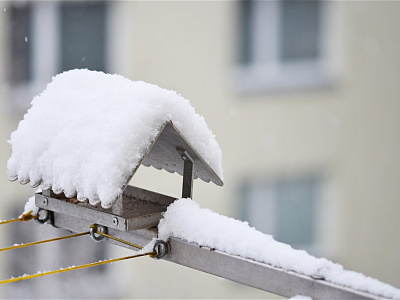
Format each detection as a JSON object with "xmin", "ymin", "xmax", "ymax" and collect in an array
[{"xmin": 0, "ymin": 1, "xmax": 399, "ymax": 298}]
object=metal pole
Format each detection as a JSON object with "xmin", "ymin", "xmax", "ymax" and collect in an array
[
  {"xmin": 47, "ymin": 209, "xmax": 383, "ymax": 300},
  {"xmin": 178, "ymin": 149, "xmax": 194, "ymax": 199}
]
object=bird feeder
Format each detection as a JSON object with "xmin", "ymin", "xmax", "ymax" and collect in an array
[
  {"xmin": 7, "ymin": 70, "xmax": 224, "ymax": 249},
  {"xmin": 5, "ymin": 71, "xmax": 392, "ymax": 299},
  {"xmin": 34, "ymin": 120, "xmax": 223, "ymax": 232}
]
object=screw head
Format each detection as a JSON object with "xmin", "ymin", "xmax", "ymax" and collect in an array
[
  {"xmin": 42, "ymin": 198, "xmax": 48, "ymax": 207},
  {"xmin": 112, "ymin": 217, "xmax": 119, "ymax": 226},
  {"xmin": 311, "ymin": 274, "xmax": 325, "ymax": 280}
]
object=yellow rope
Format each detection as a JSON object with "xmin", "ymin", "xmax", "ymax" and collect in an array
[
  {"xmin": 0, "ymin": 252, "xmax": 155, "ymax": 285},
  {"xmin": 0, "ymin": 232, "xmax": 89, "ymax": 252},
  {"xmin": 0, "ymin": 211, "xmax": 37, "ymax": 225},
  {"xmin": 90, "ymin": 224, "xmax": 143, "ymax": 250},
  {"xmin": 90, "ymin": 225, "xmax": 158, "ymax": 258},
  {"xmin": 0, "ymin": 223, "xmax": 158, "ymax": 284}
]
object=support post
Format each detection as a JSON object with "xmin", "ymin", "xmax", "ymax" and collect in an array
[{"xmin": 177, "ymin": 148, "xmax": 194, "ymax": 199}]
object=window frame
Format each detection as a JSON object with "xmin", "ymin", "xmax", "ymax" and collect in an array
[
  {"xmin": 234, "ymin": 0, "xmax": 338, "ymax": 94},
  {"xmin": 239, "ymin": 173, "xmax": 330, "ymax": 257},
  {"xmin": 5, "ymin": 1, "xmax": 117, "ymax": 113}
]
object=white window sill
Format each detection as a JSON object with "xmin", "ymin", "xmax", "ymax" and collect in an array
[{"xmin": 233, "ymin": 59, "xmax": 336, "ymax": 94}]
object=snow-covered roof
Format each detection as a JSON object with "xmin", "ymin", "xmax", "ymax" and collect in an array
[{"xmin": 7, "ymin": 69, "xmax": 223, "ymax": 208}]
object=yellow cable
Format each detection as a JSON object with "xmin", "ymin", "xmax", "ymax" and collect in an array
[
  {"xmin": 0, "ymin": 211, "xmax": 37, "ymax": 225},
  {"xmin": 90, "ymin": 224, "xmax": 143, "ymax": 250},
  {"xmin": 0, "ymin": 223, "xmax": 157, "ymax": 284},
  {"xmin": 0, "ymin": 252, "xmax": 156, "ymax": 285},
  {"xmin": 90, "ymin": 226, "xmax": 158, "ymax": 257},
  {"xmin": 0, "ymin": 232, "xmax": 89, "ymax": 252}
]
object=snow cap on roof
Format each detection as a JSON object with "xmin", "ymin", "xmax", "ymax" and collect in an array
[{"xmin": 7, "ymin": 69, "xmax": 223, "ymax": 208}]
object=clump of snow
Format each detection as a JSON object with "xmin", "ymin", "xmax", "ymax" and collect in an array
[
  {"xmin": 158, "ymin": 198, "xmax": 400, "ymax": 299},
  {"xmin": 20, "ymin": 196, "xmax": 39, "ymax": 217},
  {"xmin": 7, "ymin": 69, "xmax": 223, "ymax": 208}
]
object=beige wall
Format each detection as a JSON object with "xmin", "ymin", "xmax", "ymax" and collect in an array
[
  {"xmin": 125, "ymin": 0, "xmax": 400, "ymax": 294},
  {"xmin": 0, "ymin": 1, "xmax": 399, "ymax": 298},
  {"xmin": 336, "ymin": 1, "xmax": 400, "ymax": 285}
]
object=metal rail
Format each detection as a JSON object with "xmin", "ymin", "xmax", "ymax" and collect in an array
[
  {"xmin": 165, "ymin": 239, "xmax": 377, "ymax": 300},
  {"xmin": 38, "ymin": 203, "xmax": 385, "ymax": 299}
]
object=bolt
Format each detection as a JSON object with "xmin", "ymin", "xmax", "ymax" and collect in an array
[
  {"xmin": 311, "ymin": 274, "xmax": 325, "ymax": 281},
  {"xmin": 112, "ymin": 217, "xmax": 119, "ymax": 226},
  {"xmin": 43, "ymin": 198, "xmax": 48, "ymax": 207}
]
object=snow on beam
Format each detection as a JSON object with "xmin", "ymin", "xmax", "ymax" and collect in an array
[
  {"xmin": 158, "ymin": 199, "xmax": 400, "ymax": 300},
  {"xmin": 42, "ymin": 197, "xmax": 400, "ymax": 300},
  {"xmin": 49, "ymin": 207, "xmax": 394, "ymax": 300},
  {"xmin": 40, "ymin": 206, "xmax": 384, "ymax": 300},
  {"xmin": 165, "ymin": 238, "xmax": 380, "ymax": 300}
]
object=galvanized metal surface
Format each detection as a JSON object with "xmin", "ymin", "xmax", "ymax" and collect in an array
[
  {"xmin": 35, "ymin": 204, "xmax": 383, "ymax": 300},
  {"xmin": 36, "ymin": 186, "xmax": 175, "ymax": 231},
  {"xmin": 177, "ymin": 148, "xmax": 194, "ymax": 198},
  {"xmin": 165, "ymin": 239, "xmax": 379, "ymax": 300},
  {"xmin": 51, "ymin": 211, "xmax": 157, "ymax": 249},
  {"xmin": 140, "ymin": 122, "xmax": 223, "ymax": 186}
]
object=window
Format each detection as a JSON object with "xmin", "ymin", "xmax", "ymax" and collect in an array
[
  {"xmin": 236, "ymin": 0, "xmax": 336, "ymax": 93},
  {"xmin": 9, "ymin": 3, "xmax": 32, "ymax": 84},
  {"xmin": 61, "ymin": 1, "xmax": 107, "ymax": 72},
  {"xmin": 239, "ymin": 174, "xmax": 326, "ymax": 255},
  {"xmin": 6, "ymin": 1, "xmax": 111, "ymax": 113}
]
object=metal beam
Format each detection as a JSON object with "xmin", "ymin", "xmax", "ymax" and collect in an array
[
  {"xmin": 36, "ymin": 189, "xmax": 175, "ymax": 231},
  {"xmin": 164, "ymin": 239, "xmax": 378, "ymax": 300},
  {"xmin": 35, "ymin": 202, "xmax": 384, "ymax": 300}
]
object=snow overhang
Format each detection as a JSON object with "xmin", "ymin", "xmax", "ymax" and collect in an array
[{"xmin": 7, "ymin": 69, "xmax": 223, "ymax": 208}]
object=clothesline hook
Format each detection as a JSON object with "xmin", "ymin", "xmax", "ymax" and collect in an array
[
  {"xmin": 89, "ymin": 224, "xmax": 108, "ymax": 242},
  {"xmin": 152, "ymin": 240, "xmax": 170, "ymax": 260},
  {"xmin": 35, "ymin": 208, "xmax": 50, "ymax": 224}
]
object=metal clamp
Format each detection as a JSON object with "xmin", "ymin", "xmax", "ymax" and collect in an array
[
  {"xmin": 152, "ymin": 240, "xmax": 170, "ymax": 260},
  {"xmin": 35, "ymin": 208, "xmax": 50, "ymax": 224},
  {"xmin": 90, "ymin": 224, "xmax": 108, "ymax": 242}
]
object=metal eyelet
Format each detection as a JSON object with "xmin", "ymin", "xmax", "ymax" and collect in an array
[
  {"xmin": 35, "ymin": 208, "xmax": 50, "ymax": 224},
  {"xmin": 89, "ymin": 224, "xmax": 108, "ymax": 242},
  {"xmin": 152, "ymin": 240, "xmax": 170, "ymax": 260}
]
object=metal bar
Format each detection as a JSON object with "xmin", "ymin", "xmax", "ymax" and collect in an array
[
  {"xmin": 164, "ymin": 239, "xmax": 379, "ymax": 300},
  {"xmin": 35, "ymin": 190, "xmax": 172, "ymax": 231},
  {"xmin": 177, "ymin": 148, "xmax": 194, "ymax": 199},
  {"xmin": 36, "ymin": 193, "xmax": 125, "ymax": 231},
  {"xmin": 41, "ymin": 209, "xmax": 383, "ymax": 300},
  {"xmin": 51, "ymin": 211, "xmax": 157, "ymax": 250}
]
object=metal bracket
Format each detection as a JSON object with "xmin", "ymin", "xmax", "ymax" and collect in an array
[
  {"xmin": 35, "ymin": 186, "xmax": 176, "ymax": 232},
  {"xmin": 177, "ymin": 147, "xmax": 194, "ymax": 199}
]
